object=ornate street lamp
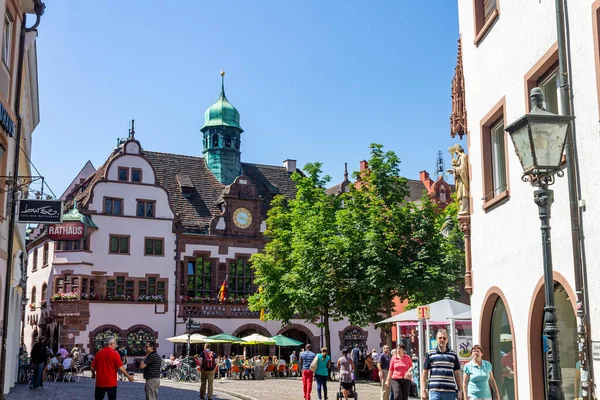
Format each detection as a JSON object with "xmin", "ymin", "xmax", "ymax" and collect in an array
[{"xmin": 505, "ymin": 87, "xmax": 574, "ymax": 400}]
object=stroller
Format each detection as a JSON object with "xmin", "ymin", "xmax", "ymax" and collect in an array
[{"xmin": 336, "ymin": 378, "xmax": 358, "ymax": 399}]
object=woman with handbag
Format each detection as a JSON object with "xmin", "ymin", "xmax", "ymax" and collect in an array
[
  {"xmin": 462, "ymin": 344, "xmax": 500, "ymax": 400},
  {"xmin": 313, "ymin": 347, "xmax": 331, "ymax": 400},
  {"xmin": 385, "ymin": 344, "xmax": 413, "ymax": 400}
]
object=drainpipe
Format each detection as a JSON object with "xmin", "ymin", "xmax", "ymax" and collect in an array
[
  {"xmin": 555, "ymin": 0, "xmax": 594, "ymax": 398},
  {"xmin": 0, "ymin": 3, "xmax": 45, "ymax": 397}
]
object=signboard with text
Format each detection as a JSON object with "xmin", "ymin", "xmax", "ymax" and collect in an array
[
  {"xmin": 417, "ymin": 306, "xmax": 430, "ymax": 320},
  {"xmin": 18, "ymin": 199, "xmax": 63, "ymax": 224},
  {"xmin": 47, "ymin": 221, "xmax": 84, "ymax": 241}
]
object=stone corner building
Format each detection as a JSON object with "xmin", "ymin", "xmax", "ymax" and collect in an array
[{"xmin": 23, "ymin": 75, "xmax": 380, "ymax": 361}]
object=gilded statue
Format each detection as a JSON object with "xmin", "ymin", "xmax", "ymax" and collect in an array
[{"xmin": 448, "ymin": 144, "xmax": 470, "ymax": 214}]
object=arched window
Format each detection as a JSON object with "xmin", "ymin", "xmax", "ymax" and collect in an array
[
  {"xmin": 224, "ymin": 135, "xmax": 231, "ymax": 147},
  {"xmin": 490, "ymin": 298, "xmax": 515, "ymax": 400},
  {"xmin": 31, "ymin": 286, "xmax": 36, "ymax": 304},
  {"xmin": 341, "ymin": 326, "xmax": 367, "ymax": 350},
  {"xmin": 41, "ymin": 283, "xmax": 47, "ymax": 302},
  {"xmin": 212, "ymin": 134, "xmax": 219, "ymax": 147},
  {"xmin": 126, "ymin": 328, "xmax": 155, "ymax": 356},
  {"xmin": 92, "ymin": 327, "xmax": 122, "ymax": 354},
  {"xmin": 550, "ymin": 284, "xmax": 577, "ymax": 399}
]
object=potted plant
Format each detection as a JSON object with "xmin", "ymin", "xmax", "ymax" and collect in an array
[{"xmin": 39, "ymin": 299, "xmax": 47, "ymax": 309}]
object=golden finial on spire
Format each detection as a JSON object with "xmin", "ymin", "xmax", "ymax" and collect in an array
[{"xmin": 220, "ymin": 70, "xmax": 225, "ymax": 77}]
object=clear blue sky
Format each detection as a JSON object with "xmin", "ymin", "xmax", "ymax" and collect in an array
[{"xmin": 32, "ymin": 0, "xmax": 462, "ymax": 197}]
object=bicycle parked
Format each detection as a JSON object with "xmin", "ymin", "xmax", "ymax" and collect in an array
[{"xmin": 167, "ymin": 357, "xmax": 199, "ymax": 383}]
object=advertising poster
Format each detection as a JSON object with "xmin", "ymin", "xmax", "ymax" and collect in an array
[{"xmin": 457, "ymin": 335, "xmax": 473, "ymax": 365}]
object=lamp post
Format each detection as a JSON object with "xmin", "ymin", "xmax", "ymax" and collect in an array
[{"xmin": 505, "ymin": 87, "xmax": 574, "ymax": 400}]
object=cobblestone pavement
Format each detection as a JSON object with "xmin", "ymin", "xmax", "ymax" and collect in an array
[{"xmin": 6, "ymin": 375, "xmax": 238, "ymax": 400}]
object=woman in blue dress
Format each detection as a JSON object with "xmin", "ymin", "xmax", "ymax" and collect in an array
[{"xmin": 462, "ymin": 345, "xmax": 500, "ymax": 400}]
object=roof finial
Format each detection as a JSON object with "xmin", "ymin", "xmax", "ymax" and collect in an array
[
  {"xmin": 220, "ymin": 70, "xmax": 226, "ymax": 98},
  {"xmin": 344, "ymin": 162, "xmax": 348, "ymax": 181},
  {"xmin": 130, "ymin": 119, "xmax": 135, "ymax": 139}
]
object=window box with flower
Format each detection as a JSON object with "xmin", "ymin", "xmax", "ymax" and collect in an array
[
  {"xmin": 29, "ymin": 303, "xmax": 36, "ymax": 311},
  {"xmin": 39, "ymin": 300, "xmax": 47, "ymax": 309},
  {"xmin": 80, "ymin": 293, "xmax": 97, "ymax": 300},
  {"xmin": 138, "ymin": 295, "xmax": 164, "ymax": 303},
  {"xmin": 51, "ymin": 292, "xmax": 79, "ymax": 302},
  {"xmin": 107, "ymin": 294, "xmax": 132, "ymax": 302}
]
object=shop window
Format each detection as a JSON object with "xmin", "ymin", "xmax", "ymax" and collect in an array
[
  {"xmin": 229, "ymin": 259, "xmax": 252, "ymax": 298},
  {"xmin": 187, "ymin": 257, "xmax": 212, "ymax": 298},
  {"xmin": 109, "ymin": 235, "xmax": 130, "ymax": 254},
  {"xmin": 118, "ymin": 167, "xmax": 129, "ymax": 182},
  {"xmin": 2, "ymin": 13, "xmax": 11, "ymax": 67},
  {"xmin": 104, "ymin": 197, "xmax": 123, "ymax": 215},
  {"xmin": 43, "ymin": 243, "xmax": 49, "ymax": 266},
  {"xmin": 126, "ymin": 328, "xmax": 155, "ymax": 356},
  {"xmin": 131, "ymin": 168, "xmax": 142, "ymax": 183},
  {"xmin": 144, "ymin": 238, "xmax": 163, "ymax": 256},
  {"xmin": 490, "ymin": 298, "xmax": 516, "ymax": 400},
  {"xmin": 481, "ymin": 99, "xmax": 509, "ymax": 209},
  {"xmin": 136, "ymin": 200, "xmax": 155, "ymax": 218}
]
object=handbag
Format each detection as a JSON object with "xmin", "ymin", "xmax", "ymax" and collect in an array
[{"xmin": 310, "ymin": 355, "xmax": 319, "ymax": 372}]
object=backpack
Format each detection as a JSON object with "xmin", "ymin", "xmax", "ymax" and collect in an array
[{"xmin": 203, "ymin": 350, "xmax": 215, "ymax": 370}]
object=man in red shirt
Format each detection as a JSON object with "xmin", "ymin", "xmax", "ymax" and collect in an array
[{"xmin": 91, "ymin": 336, "xmax": 134, "ymax": 400}]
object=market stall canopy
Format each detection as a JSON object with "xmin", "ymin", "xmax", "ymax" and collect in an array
[
  {"xmin": 241, "ymin": 333, "xmax": 276, "ymax": 345},
  {"xmin": 270, "ymin": 335, "xmax": 303, "ymax": 347},
  {"xmin": 166, "ymin": 333, "xmax": 207, "ymax": 343},
  {"xmin": 204, "ymin": 333, "xmax": 245, "ymax": 343},
  {"xmin": 448, "ymin": 310, "xmax": 471, "ymax": 321},
  {"xmin": 376, "ymin": 298, "xmax": 471, "ymax": 325}
]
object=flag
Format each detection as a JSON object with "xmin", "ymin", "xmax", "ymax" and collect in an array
[
  {"xmin": 218, "ymin": 275, "xmax": 228, "ymax": 301},
  {"xmin": 259, "ymin": 285, "xmax": 265, "ymax": 321}
]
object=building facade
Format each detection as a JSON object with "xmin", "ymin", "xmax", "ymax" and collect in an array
[
  {"xmin": 454, "ymin": 1, "xmax": 600, "ymax": 399},
  {"xmin": 23, "ymin": 76, "xmax": 381, "ymax": 364}
]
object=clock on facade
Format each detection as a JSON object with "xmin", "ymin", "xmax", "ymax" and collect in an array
[{"xmin": 233, "ymin": 207, "xmax": 252, "ymax": 229}]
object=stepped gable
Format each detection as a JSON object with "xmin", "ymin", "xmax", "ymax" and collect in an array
[{"xmin": 143, "ymin": 151, "xmax": 297, "ymax": 234}]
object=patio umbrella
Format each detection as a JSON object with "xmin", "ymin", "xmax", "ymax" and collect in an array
[
  {"xmin": 166, "ymin": 333, "xmax": 207, "ymax": 343},
  {"xmin": 204, "ymin": 333, "xmax": 245, "ymax": 343},
  {"xmin": 270, "ymin": 335, "xmax": 303, "ymax": 347},
  {"xmin": 240, "ymin": 333, "xmax": 276, "ymax": 345},
  {"xmin": 270, "ymin": 334, "xmax": 303, "ymax": 360}
]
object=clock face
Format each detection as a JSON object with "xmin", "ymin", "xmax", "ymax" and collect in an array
[{"xmin": 233, "ymin": 208, "xmax": 252, "ymax": 229}]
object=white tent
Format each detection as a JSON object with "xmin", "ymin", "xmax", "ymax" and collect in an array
[
  {"xmin": 166, "ymin": 333, "xmax": 208, "ymax": 343},
  {"xmin": 448, "ymin": 309, "xmax": 471, "ymax": 321},
  {"xmin": 377, "ymin": 298, "xmax": 471, "ymax": 325}
]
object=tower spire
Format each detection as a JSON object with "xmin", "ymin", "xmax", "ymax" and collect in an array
[
  {"xmin": 344, "ymin": 162, "xmax": 349, "ymax": 181},
  {"xmin": 220, "ymin": 70, "xmax": 226, "ymax": 98},
  {"xmin": 129, "ymin": 119, "xmax": 135, "ymax": 139}
]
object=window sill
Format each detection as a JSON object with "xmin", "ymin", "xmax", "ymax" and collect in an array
[
  {"xmin": 474, "ymin": 9, "xmax": 499, "ymax": 47},
  {"xmin": 55, "ymin": 249, "xmax": 92, "ymax": 253},
  {"xmin": 109, "ymin": 252, "xmax": 131, "ymax": 255},
  {"xmin": 482, "ymin": 190, "xmax": 510, "ymax": 212}
]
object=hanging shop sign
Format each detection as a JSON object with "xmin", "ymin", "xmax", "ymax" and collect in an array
[
  {"xmin": 17, "ymin": 199, "xmax": 63, "ymax": 224},
  {"xmin": 47, "ymin": 221, "xmax": 84, "ymax": 241},
  {"xmin": 417, "ymin": 306, "xmax": 430, "ymax": 320},
  {"xmin": 0, "ymin": 102, "xmax": 15, "ymax": 137}
]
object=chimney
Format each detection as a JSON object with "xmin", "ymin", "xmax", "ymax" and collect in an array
[
  {"xmin": 283, "ymin": 159, "xmax": 297, "ymax": 174},
  {"xmin": 419, "ymin": 170, "xmax": 429, "ymax": 182},
  {"xmin": 359, "ymin": 160, "xmax": 368, "ymax": 171}
]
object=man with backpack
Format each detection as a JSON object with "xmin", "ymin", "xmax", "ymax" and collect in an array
[{"xmin": 199, "ymin": 343, "xmax": 218, "ymax": 400}]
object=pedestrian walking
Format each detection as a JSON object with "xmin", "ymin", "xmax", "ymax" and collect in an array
[
  {"xmin": 385, "ymin": 343, "xmax": 413, "ymax": 400},
  {"xmin": 315, "ymin": 347, "xmax": 331, "ymax": 400},
  {"xmin": 462, "ymin": 345, "xmax": 499, "ymax": 400},
  {"xmin": 421, "ymin": 329, "xmax": 463, "ymax": 400},
  {"xmin": 300, "ymin": 343, "xmax": 317, "ymax": 400},
  {"xmin": 378, "ymin": 345, "xmax": 391, "ymax": 400},
  {"xmin": 29, "ymin": 339, "xmax": 46, "ymax": 390},
  {"xmin": 199, "ymin": 343, "xmax": 218, "ymax": 400},
  {"xmin": 91, "ymin": 336, "xmax": 134, "ymax": 400},
  {"xmin": 351, "ymin": 344, "xmax": 360, "ymax": 367},
  {"xmin": 140, "ymin": 341, "xmax": 162, "ymax": 400},
  {"xmin": 336, "ymin": 348, "xmax": 354, "ymax": 400}
]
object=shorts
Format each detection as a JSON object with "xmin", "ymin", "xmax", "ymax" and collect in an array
[{"xmin": 340, "ymin": 381, "xmax": 353, "ymax": 390}]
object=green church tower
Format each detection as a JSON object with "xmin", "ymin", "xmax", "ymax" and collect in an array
[{"xmin": 201, "ymin": 71, "xmax": 243, "ymax": 185}]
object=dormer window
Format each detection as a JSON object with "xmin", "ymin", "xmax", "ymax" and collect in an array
[
  {"xmin": 176, "ymin": 174, "xmax": 193, "ymax": 199},
  {"xmin": 212, "ymin": 134, "xmax": 219, "ymax": 147},
  {"xmin": 225, "ymin": 135, "xmax": 231, "ymax": 147}
]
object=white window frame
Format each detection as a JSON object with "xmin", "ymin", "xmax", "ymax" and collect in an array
[
  {"xmin": 2, "ymin": 13, "xmax": 11, "ymax": 68},
  {"xmin": 490, "ymin": 120, "xmax": 507, "ymax": 197}
]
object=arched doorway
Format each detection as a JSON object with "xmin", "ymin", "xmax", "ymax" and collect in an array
[
  {"xmin": 232, "ymin": 325, "xmax": 272, "ymax": 358},
  {"xmin": 529, "ymin": 279, "xmax": 577, "ymax": 400},
  {"xmin": 480, "ymin": 288, "xmax": 517, "ymax": 400},
  {"xmin": 278, "ymin": 324, "xmax": 317, "ymax": 362}
]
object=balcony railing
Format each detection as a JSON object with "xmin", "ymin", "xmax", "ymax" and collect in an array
[{"xmin": 179, "ymin": 303, "xmax": 260, "ymax": 318}]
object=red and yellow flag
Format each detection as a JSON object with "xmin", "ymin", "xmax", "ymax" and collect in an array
[
  {"xmin": 218, "ymin": 276, "xmax": 228, "ymax": 301},
  {"xmin": 259, "ymin": 285, "xmax": 265, "ymax": 321}
]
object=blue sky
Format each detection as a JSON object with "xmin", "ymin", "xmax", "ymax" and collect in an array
[{"xmin": 32, "ymin": 0, "xmax": 462, "ymax": 197}]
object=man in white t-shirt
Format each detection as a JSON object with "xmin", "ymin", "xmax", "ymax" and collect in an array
[
  {"xmin": 49, "ymin": 354, "xmax": 61, "ymax": 370},
  {"xmin": 62, "ymin": 354, "xmax": 73, "ymax": 371}
]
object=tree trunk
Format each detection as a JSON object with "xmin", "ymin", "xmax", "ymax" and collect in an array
[
  {"xmin": 323, "ymin": 307, "xmax": 331, "ymax": 353},
  {"xmin": 384, "ymin": 302, "xmax": 393, "ymax": 347}
]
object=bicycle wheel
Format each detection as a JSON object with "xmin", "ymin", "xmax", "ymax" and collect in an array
[
  {"xmin": 187, "ymin": 369, "xmax": 199, "ymax": 383},
  {"xmin": 168, "ymin": 369, "xmax": 181, "ymax": 382}
]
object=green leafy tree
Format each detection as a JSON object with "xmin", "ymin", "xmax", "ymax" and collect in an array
[{"xmin": 249, "ymin": 162, "xmax": 344, "ymax": 351}]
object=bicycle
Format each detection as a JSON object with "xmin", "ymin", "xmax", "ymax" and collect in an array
[{"xmin": 168, "ymin": 357, "xmax": 199, "ymax": 383}]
